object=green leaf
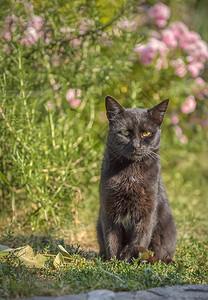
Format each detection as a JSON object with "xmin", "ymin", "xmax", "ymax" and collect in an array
[
  {"xmin": 0, "ymin": 170, "xmax": 11, "ymax": 188},
  {"xmin": 53, "ymin": 252, "xmax": 64, "ymax": 268},
  {"xmin": 58, "ymin": 245, "xmax": 71, "ymax": 258}
]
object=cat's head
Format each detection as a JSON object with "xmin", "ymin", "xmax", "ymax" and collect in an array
[{"xmin": 105, "ymin": 96, "xmax": 169, "ymax": 162}]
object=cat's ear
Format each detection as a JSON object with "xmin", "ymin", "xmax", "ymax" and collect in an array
[
  {"xmin": 149, "ymin": 98, "xmax": 169, "ymax": 126},
  {"xmin": 105, "ymin": 95, "xmax": 124, "ymax": 120}
]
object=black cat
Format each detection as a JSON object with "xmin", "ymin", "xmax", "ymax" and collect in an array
[{"xmin": 97, "ymin": 96, "xmax": 177, "ymax": 261}]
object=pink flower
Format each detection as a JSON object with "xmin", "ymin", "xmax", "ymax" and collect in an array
[
  {"xmin": 4, "ymin": 32, "xmax": 11, "ymax": 41},
  {"xmin": 181, "ymin": 95, "xmax": 196, "ymax": 114},
  {"xmin": 53, "ymin": 83, "xmax": 60, "ymax": 91},
  {"xmin": 185, "ymin": 42, "xmax": 207, "ymax": 60},
  {"xmin": 32, "ymin": 16, "xmax": 43, "ymax": 31},
  {"xmin": 77, "ymin": 89, "xmax": 82, "ymax": 97},
  {"xmin": 155, "ymin": 18, "xmax": 167, "ymax": 28},
  {"xmin": 79, "ymin": 19, "xmax": 94, "ymax": 35},
  {"xmin": 116, "ymin": 18, "xmax": 138, "ymax": 32},
  {"xmin": 4, "ymin": 43, "xmax": 10, "ymax": 54},
  {"xmin": 72, "ymin": 38, "xmax": 81, "ymax": 47},
  {"xmin": 148, "ymin": 2, "xmax": 171, "ymax": 28},
  {"xmin": 66, "ymin": 89, "xmax": 82, "ymax": 107},
  {"xmin": 46, "ymin": 102, "xmax": 55, "ymax": 110},
  {"xmin": 196, "ymin": 40, "xmax": 208, "ymax": 60},
  {"xmin": 174, "ymin": 125, "xmax": 183, "ymax": 137},
  {"xmin": 135, "ymin": 44, "xmax": 157, "ymax": 65},
  {"xmin": 66, "ymin": 89, "xmax": 76, "ymax": 101},
  {"xmin": 45, "ymin": 37, "xmax": 51, "ymax": 44},
  {"xmin": 170, "ymin": 21, "xmax": 189, "ymax": 38},
  {"xmin": 70, "ymin": 99, "xmax": 81, "ymax": 108},
  {"xmin": 161, "ymin": 29, "xmax": 177, "ymax": 48},
  {"xmin": 171, "ymin": 59, "xmax": 187, "ymax": 77},
  {"xmin": 170, "ymin": 21, "xmax": 208, "ymax": 63},
  {"xmin": 155, "ymin": 57, "xmax": 168, "ymax": 70},
  {"xmin": 178, "ymin": 30, "xmax": 200, "ymax": 47},
  {"xmin": 4, "ymin": 14, "xmax": 17, "ymax": 32},
  {"xmin": 171, "ymin": 114, "xmax": 179, "ymax": 125},
  {"xmin": 187, "ymin": 62, "xmax": 204, "ymax": 77},
  {"xmin": 175, "ymin": 67, "xmax": 187, "ymax": 77},
  {"xmin": 20, "ymin": 26, "xmax": 40, "ymax": 46},
  {"xmin": 149, "ymin": 38, "xmax": 169, "ymax": 56},
  {"xmin": 194, "ymin": 78, "xmax": 208, "ymax": 100},
  {"xmin": 135, "ymin": 38, "xmax": 168, "ymax": 66},
  {"xmin": 174, "ymin": 124, "xmax": 188, "ymax": 143},
  {"xmin": 180, "ymin": 135, "xmax": 188, "ymax": 144},
  {"xmin": 195, "ymin": 77, "xmax": 205, "ymax": 87},
  {"xmin": 202, "ymin": 88, "xmax": 208, "ymax": 95},
  {"xmin": 150, "ymin": 30, "xmax": 161, "ymax": 39},
  {"xmin": 186, "ymin": 31, "xmax": 201, "ymax": 43},
  {"xmin": 148, "ymin": 2, "xmax": 171, "ymax": 20},
  {"xmin": 196, "ymin": 92, "xmax": 204, "ymax": 100},
  {"xmin": 186, "ymin": 56, "xmax": 194, "ymax": 63},
  {"xmin": 26, "ymin": 27, "xmax": 39, "ymax": 44},
  {"xmin": 5, "ymin": 14, "xmax": 17, "ymax": 24}
]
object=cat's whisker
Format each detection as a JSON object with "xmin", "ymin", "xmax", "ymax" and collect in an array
[
  {"xmin": 145, "ymin": 152, "xmax": 157, "ymax": 161},
  {"xmin": 145, "ymin": 149, "xmax": 164, "ymax": 162},
  {"xmin": 148, "ymin": 147, "xmax": 167, "ymax": 163}
]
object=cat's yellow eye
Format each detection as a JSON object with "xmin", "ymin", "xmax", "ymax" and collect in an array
[
  {"xmin": 121, "ymin": 130, "xmax": 130, "ymax": 136},
  {"xmin": 142, "ymin": 131, "xmax": 151, "ymax": 138}
]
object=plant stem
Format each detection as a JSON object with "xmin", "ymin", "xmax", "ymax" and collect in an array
[
  {"xmin": 18, "ymin": 51, "xmax": 32, "ymax": 132},
  {"xmin": 49, "ymin": 111, "xmax": 56, "ymax": 148}
]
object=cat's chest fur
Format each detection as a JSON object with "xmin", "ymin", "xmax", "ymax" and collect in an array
[{"xmin": 102, "ymin": 160, "xmax": 159, "ymax": 225}]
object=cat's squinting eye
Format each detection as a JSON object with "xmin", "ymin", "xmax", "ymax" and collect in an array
[
  {"xmin": 121, "ymin": 130, "xmax": 130, "ymax": 136},
  {"xmin": 141, "ymin": 131, "xmax": 152, "ymax": 138}
]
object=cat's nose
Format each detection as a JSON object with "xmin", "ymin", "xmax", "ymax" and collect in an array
[{"xmin": 132, "ymin": 139, "xmax": 141, "ymax": 150}]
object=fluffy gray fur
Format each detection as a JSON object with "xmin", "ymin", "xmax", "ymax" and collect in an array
[{"xmin": 97, "ymin": 96, "xmax": 177, "ymax": 261}]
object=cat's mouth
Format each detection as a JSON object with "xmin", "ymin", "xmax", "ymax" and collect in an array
[{"xmin": 130, "ymin": 151, "xmax": 144, "ymax": 160}]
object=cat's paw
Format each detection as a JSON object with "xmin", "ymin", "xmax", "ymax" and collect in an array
[
  {"xmin": 135, "ymin": 248, "xmax": 175, "ymax": 265},
  {"xmin": 145, "ymin": 257, "xmax": 175, "ymax": 265},
  {"xmin": 160, "ymin": 258, "xmax": 175, "ymax": 265}
]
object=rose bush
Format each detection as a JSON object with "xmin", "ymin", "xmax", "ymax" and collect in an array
[{"xmin": 133, "ymin": 2, "xmax": 208, "ymax": 144}]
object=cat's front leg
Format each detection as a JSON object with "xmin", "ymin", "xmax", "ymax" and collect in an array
[
  {"xmin": 149, "ymin": 214, "xmax": 177, "ymax": 260},
  {"xmin": 130, "ymin": 218, "xmax": 155, "ymax": 258},
  {"xmin": 105, "ymin": 224, "xmax": 121, "ymax": 259}
]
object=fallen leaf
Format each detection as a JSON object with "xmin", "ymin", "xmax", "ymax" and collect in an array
[
  {"xmin": 53, "ymin": 252, "xmax": 64, "ymax": 268},
  {"xmin": 58, "ymin": 245, "xmax": 71, "ymax": 257}
]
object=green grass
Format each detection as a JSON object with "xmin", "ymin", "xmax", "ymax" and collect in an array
[
  {"xmin": 0, "ymin": 234, "xmax": 207, "ymax": 298},
  {"xmin": 0, "ymin": 150, "xmax": 208, "ymax": 298}
]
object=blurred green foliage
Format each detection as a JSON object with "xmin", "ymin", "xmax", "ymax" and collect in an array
[{"xmin": 0, "ymin": 0, "xmax": 139, "ymax": 229}]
